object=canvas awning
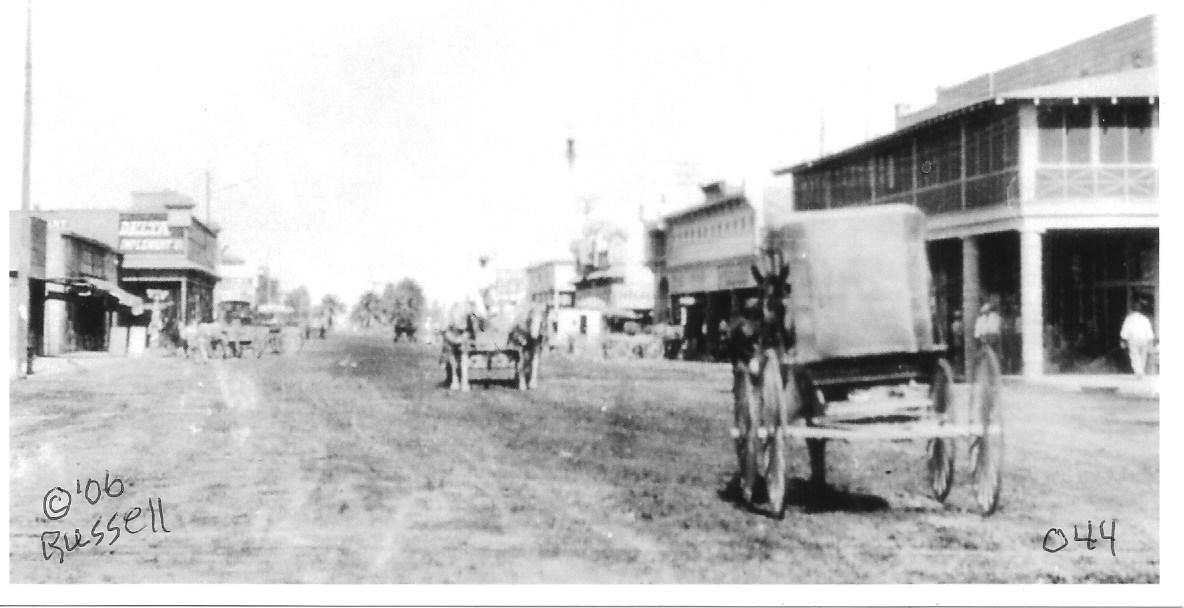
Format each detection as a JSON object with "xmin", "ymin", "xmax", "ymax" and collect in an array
[
  {"xmin": 89, "ymin": 278, "xmax": 146, "ymax": 315},
  {"xmin": 49, "ymin": 277, "xmax": 145, "ymax": 315}
]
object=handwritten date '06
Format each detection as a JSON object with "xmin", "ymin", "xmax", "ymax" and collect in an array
[
  {"xmin": 1043, "ymin": 519, "xmax": 1116, "ymax": 556},
  {"xmin": 38, "ymin": 472, "xmax": 171, "ymax": 565}
]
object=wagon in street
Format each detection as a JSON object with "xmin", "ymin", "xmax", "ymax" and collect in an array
[{"xmin": 735, "ymin": 204, "xmax": 1003, "ymax": 518}]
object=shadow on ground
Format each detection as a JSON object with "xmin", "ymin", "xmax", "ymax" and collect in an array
[{"xmin": 718, "ymin": 476, "xmax": 890, "ymax": 518}]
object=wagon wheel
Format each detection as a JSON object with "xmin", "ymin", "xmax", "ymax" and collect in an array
[
  {"xmin": 761, "ymin": 355, "xmax": 792, "ymax": 519},
  {"xmin": 969, "ymin": 347, "xmax": 1004, "ymax": 515},
  {"xmin": 735, "ymin": 368, "xmax": 760, "ymax": 506},
  {"xmin": 926, "ymin": 358, "xmax": 956, "ymax": 502}
]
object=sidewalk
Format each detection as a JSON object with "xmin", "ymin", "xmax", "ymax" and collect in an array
[
  {"xmin": 1006, "ymin": 373, "xmax": 1159, "ymax": 400},
  {"xmin": 15, "ymin": 351, "xmax": 156, "ymax": 379}
]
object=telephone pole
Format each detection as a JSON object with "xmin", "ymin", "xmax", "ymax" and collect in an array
[{"xmin": 21, "ymin": 0, "xmax": 33, "ymax": 211}]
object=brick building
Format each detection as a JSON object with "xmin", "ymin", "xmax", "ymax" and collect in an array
[{"xmin": 780, "ymin": 15, "xmax": 1158, "ymax": 377}]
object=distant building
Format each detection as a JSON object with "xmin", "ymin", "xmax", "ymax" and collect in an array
[
  {"xmin": 778, "ymin": 15, "xmax": 1158, "ymax": 377},
  {"xmin": 118, "ymin": 190, "xmax": 221, "ymax": 329},
  {"xmin": 255, "ymin": 266, "xmax": 281, "ymax": 308},
  {"xmin": 643, "ymin": 179, "xmax": 792, "ymax": 358},
  {"xmin": 489, "ymin": 268, "xmax": 527, "ymax": 319},
  {"xmin": 525, "ymin": 259, "xmax": 576, "ymax": 309},
  {"xmin": 214, "ymin": 249, "xmax": 257, "ymax": 321},
  {"xmin": 570, "ymin": 220, "xmax": 654, "ymax": 321}
]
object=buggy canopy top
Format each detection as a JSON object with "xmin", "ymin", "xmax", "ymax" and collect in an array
[{"xmin": 766, "ymin": 204, "xmax": 941, "ymax": 363}]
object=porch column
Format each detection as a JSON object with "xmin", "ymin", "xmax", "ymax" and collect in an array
[
  {"xmin": 180, "ymin": 280, "xmax": 188, "ymax": 325},
  {"xmin": 961, "ymin": 235, "xmax": 980, "ymax": 378},
  {"xmin": 1020, "ymin": 228, "xmax": 1045, "ymax": 378},
  {"xmin": 1017, "ymin": 105, "xmax": 1039, "ymax": 203}
]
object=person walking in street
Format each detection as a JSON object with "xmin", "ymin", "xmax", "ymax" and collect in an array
[{"xmin": 1120, "ymin": 300, "xmax": 1155, "ymax": 379}]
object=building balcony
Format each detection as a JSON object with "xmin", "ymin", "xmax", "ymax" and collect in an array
[{"xmin": 1033, "ymin": 164, "xmax": 1157, "ymax": 200}]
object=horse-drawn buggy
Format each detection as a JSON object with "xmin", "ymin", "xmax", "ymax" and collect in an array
[
  {"xmin": 732, "ymin": 204, "xmax": 1003, "ymax": 518},
  {"xmin": 440, "ymin": 301, "xmax": 551, "ymax": 391}
]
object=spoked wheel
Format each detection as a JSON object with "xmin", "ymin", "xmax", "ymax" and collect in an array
[
  {"xmin": 927, "ymin": 438, "xmax": 955, "ymax": 502},
  {"xmin": 738, "ymin": 419, "xmax": 759, "ymax": 506},
  {"xmin": 733, "ymin": 365, "xmax": 761, "ymax": 506},
  {"xmin": 927, "ymin": 359, "xmax": 956, "ymax": 502},
  {"xmin": 760, "ymin": 355, "xmax": 792, "ymax": 519},
  {"xmin": 970, "ymin": 347, "xmax": 1004, "ymax": 515}
]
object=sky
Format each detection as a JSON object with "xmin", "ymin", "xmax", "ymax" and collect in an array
[{"xmin": 1, "ymin": 0, "xmax": 1166, "ymax": 306}]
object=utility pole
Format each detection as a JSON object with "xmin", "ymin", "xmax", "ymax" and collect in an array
[{"xmin": 21, "ymin": 0, "xmax": 33, "ymax": 211}]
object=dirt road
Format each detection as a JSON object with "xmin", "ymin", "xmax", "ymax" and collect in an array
[{"xmin": 9, "ymin": 333, "xmax": 1159, "ymax": 582}]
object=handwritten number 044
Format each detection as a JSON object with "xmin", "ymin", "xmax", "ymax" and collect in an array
[{"xmin": 1043, "ymin": 520, "xmax": 1116, "ymax": 556}]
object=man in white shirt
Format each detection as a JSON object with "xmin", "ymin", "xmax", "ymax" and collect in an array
[
  {"xmin": 1120, "ymin": 301, "xmax": 1155, "ymax": 378},
  {"xmin": 973, "ymin": 301, "xmax": 1002, "ymax": 357}
]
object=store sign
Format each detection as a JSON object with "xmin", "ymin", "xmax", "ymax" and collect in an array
[
  {"xmin": 119, "ymin": 220, "xmax": 171, "ymax": 238},
  {"xmin": 120, "ymin": 238, "xmax": 185, "ymax": 252},
  {"xmin": 718, "ymin": 258, "xmax": 757, "ymax": 289}
]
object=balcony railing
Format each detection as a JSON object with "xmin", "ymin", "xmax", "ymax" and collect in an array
[{"xmin": 1035, "ymin": 165, "xmax": 1157, "ymax": 200}]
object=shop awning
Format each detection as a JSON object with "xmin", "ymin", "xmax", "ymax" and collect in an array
[
  {"xmin": 50, "ymin": 277, "xmax": 146, "ymax": 315},
  {"xmin": 89, "ymin": 278, "xmax": 145, "ymax": 315}
]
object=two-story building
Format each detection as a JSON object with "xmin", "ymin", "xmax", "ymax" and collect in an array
[
  {"xmin": 525, "ymin": 259, "xmax": 576, "ymax": 309},
  {"xmin": 779, "ymin": 15, "xmax": 1158, "ymax": 377},
  {"xmin": 117, "ymin": 190, "xmax": 221, "ymax": 331},
  {"xmin": 570, "ymin": 220, "xmax": 655, "ymax": 324},
  {"xmin": 489, "ymin": 267, "xmax": 528, "ymax": 320},
  {"xmin": 644, "ymin": 179, "xmax": 793, "ymax": 358}
]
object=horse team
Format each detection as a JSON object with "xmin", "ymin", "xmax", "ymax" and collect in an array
[{"xmin": 437, "ymin": 297, "xmax": 552, "ymax": 392}]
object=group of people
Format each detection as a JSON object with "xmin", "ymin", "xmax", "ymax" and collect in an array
[
  {"xmin": 179, "ymin": 317, "xmax": 253, "ymax": 362},
  {"xmin": 952, "ymin": 298, "xmax": 1157, "ymax": 378}
]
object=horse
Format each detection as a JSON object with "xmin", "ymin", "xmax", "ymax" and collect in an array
[
  {"xmin": 439, "ymin": 293, "xmax": 488, "ymax": 391},
  {"xmin": 507, "ymin": 302, "xmax": 552, "ymax": 390},
  {"xmin": 726, "ymin": 253, "xmax": 821, "ymax": 516}
]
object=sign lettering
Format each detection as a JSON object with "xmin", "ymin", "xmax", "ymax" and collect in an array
[
  {"xmin": 120, "ymin": 238, "xmax": 184, "ymax": 252},
  {"xmin": 118, "ymin": 221, "xmax": 170, "ymax": 238}
]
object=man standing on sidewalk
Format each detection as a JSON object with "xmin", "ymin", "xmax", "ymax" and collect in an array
[
  {"xmin": 1120, "ymin": 301, "xmax": 1155, "ymax": 379},
  {"xmin": 974, "ymin": 301, "xmax": 1002, "ymax": 357}
]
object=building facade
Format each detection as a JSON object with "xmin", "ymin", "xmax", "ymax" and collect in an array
[
  {"xmin": 644, "ymin": 180, "xmax": 793, "ymax": 358},
  {"xmin": 525, "ymin": 259, "xmax": 576, "ymax": 309},
  {"xmin": 13, "ymin": 210, "xmax": 145, "ymax": 359},
  {"xmin": 570, "ymin": 221, "xmax": 654, "ymax": 321},
  {"xmin": 214, "ymin": 249, "xmax": 258, "ymax": 322},
  {"xmin": 781, "ymin": 15, "xmax": 1158, "ymax": 377},
  {"xmin": 9, "ymin": 213, "xmax": 47, "ymax": 377},
  {"xmin": 117, "ymin": 190, "xmax": 221, "ymax": 333},
  {"xmin": 489, "ymin": 268, "xmax": 528, "ymax": 319}
]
